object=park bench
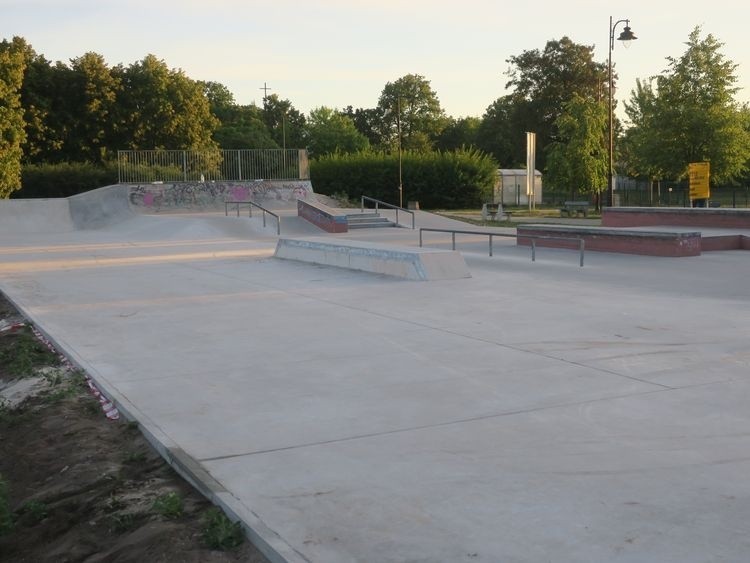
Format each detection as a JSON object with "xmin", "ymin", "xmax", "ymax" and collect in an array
[
  {"xmin": 560, "ymin": 201, "xmax": 591, "ymax": 217},
  {"xmin": 482, "ymin": 203, "xmax": 511, "ymax": 221}
]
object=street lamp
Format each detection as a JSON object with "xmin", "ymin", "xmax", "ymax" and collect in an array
[{"xmin": 607, "ymin": 17, "xmax": 637, "ymax": 207}]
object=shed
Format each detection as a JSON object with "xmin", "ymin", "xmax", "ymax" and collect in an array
[{"xmin": 494, "ymin": 169, "xmax": 543, "ymax": 206}]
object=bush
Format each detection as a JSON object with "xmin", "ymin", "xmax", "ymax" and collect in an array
[
  {"xmin": 310, "ymin": 148, "xmax": 498, "ymax": 209},
  {"xmin": 16, "ymin": 162, "xmax": 119, "ymax": 198}
]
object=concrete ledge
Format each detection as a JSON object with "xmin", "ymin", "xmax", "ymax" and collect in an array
[
  {"xmin": 297, "ymin": 199, "xmax": 348, "ymax": 233},
  {"xmin": 603, "ymin": 207, "xmax": 750, "ymax": 229},
  {"xmin": 517, "ymin": 224, "xmax": 702, "ymax": 257},
  {"xmin": 274, "ymin": 237, "xmax": 471, "ymax": 280}
]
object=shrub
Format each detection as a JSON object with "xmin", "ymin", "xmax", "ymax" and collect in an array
[
  {"xmin": 202, "ymin": 507, "xmax": 244, "ymax": 550},
  {"xmin": 16, "ymin": 161, "xmax": 119, "ymax": 198},
  {"xmin": 310, "ymin": 148, "xmax": 498, "ymax": 209}
]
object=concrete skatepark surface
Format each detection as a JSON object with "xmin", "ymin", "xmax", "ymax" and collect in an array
[{"xmin": 1, "ymin": 188, "xmax": 750, "ymax": 562}]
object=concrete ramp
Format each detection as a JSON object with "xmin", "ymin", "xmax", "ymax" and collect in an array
[
  {"xmin": 0, "ymin": 198, "xmax": 75, "ymax": 234},
  {"xmin": 68, "ymin": 184, "xmax": 134, "ymax": 229},
  {"xmin": 0, "ymin": 184, "xmax": 134, "ymax": 235},
  {"xmin": 274, "ymin": 236, "xmax": 471, "ymax": 280}
]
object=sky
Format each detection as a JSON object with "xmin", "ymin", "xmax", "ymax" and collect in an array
[{"xmin": 3, "ymin": 0, "xmax": 750, "ymax": 122}]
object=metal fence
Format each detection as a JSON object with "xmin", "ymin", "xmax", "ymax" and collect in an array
[
  {"xmin": 117, "ymin": 149, "xmax": 309, "ymax": 184},
  {"xmin": 542, "ymin": 179, "xmax": 750, "ymax": 209}
]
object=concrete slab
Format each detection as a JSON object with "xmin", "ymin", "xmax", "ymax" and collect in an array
[
  {"xmin": 1, "ymin": 199, "xmax": 750, "ymax": 562},
  {"xmin": 274, "ymin": 237, "xmax": 471, "ymax": 280}
]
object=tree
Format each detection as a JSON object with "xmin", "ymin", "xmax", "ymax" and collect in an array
[
  {"xmin": 477, "ymin": 96, "xmax": 523, "ymax": 167},
  {"xmin": 213, "ymin": 104, "xmax": 278, "ymax": 149},
  {"xmin": 624, "ymin": 27, "xmax": 750, "ymax": 183},
  {"xmin": 114, "ymin": 55, "xmax": 218, "ymax": 150},
  {"xmin": 261, "ymin": 94, "xmax": 305, "ymax": 149},
  {"xmin": 342, "ymin": 106, "xmax": 382, "ymax": 147},
  {"xmin": 303, "ymin": 106, "xmax": 369, "ymax": 157},
  {"xmin": 435, "ymin": 117, "xmax": 480, "ymax": 152},
  {"xmin": 67, "ymin": 52, "xmax": 120, "ymax": 162},
  {"xmin": 500, "ymin": 37, "xmax": 608, "ymax": 170},
  {"xmin": 375, "ymin": 74, "xmax": 447, "ymax": 152},
  {"xmin": 0, "ymin": 37, "xmax": 27, "ymax": 197},
  {"xmin": 545, "ymin": 94, "xmax": 608, "ymax": 201}
]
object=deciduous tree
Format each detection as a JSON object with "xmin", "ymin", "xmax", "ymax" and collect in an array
[{"xmin": 0, "ymin": 37, "xmax": 26, "ymax": 197}]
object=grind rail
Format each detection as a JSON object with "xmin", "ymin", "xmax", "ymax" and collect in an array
[
  {"xmin": 419, "ymin": 228, "xmax": 585, "ymax": 267},
  {"xmin": 225, "ymin": 200, "xmax": 281, "ymax": 235},
  {"xmin": 361, "ymin": 196, "xmax": 415, "ymax": 229}
]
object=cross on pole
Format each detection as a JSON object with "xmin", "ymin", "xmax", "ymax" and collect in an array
[{"xmin": 260, "ymin": 82, "xmax": 272, "ymax": 103}]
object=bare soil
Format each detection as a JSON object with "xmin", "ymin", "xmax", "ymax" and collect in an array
[{"xmin": 0, "ymin": 294, "xmax": 268, "ymax": 563}]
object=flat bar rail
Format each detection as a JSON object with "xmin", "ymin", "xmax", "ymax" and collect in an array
[
  {"xmin": 361, "ymin": 196, "xmax": 415, "ymax": 229},
  {"xmin": 419, "ymin": 228, "xmax": 585, "ymax": 267},
  {"xmin": 225, "ymin": 201, "xmax": 281, "ymax": 235}
]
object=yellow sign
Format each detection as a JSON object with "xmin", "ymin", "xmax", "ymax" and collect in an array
[{"xmin": 689, "ymin": 162, "xmax": 710, "ymax": 200}]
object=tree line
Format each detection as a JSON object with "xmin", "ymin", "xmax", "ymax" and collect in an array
[{"xmin": 1, "ymin": 28, "xmax": 749, "ymax": 200}]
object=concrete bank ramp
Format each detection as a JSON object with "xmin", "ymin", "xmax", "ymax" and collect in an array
[
  {"xmin": 274, "ymin": 236, "xmax": 471, "ymax": 280},
  {"xmin": 0, "ymin": 184, "xmax": 133, "ymax": 235}
]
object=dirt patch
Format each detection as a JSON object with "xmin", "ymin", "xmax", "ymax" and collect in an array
[{"xmin": 0, "ymin": 294, "xmax": 268, "ymax": 562}]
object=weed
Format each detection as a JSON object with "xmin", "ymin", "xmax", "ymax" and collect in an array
[
  {"xmin": 124, "ymin": 420, "xmax": 139, "ymax": 432},
  {"xmin": 123, "ymin": 451, "xmax": 146, "ymax": 464},
  {"xmin": 18, "ymin": 500, "xmax": 48, "ymax": 525},
  {"xmin": 152, "ymin": 492, "xmax": 184, "ymax": 519},
  {"xmin": 202, "ymin": 507, "xmax": 245, "ymax": 550},
  {"xmin": 108, "ymin": 512, "xmax": 138, "ymax": 533},
  {"xmin": 82, "ymin": 400, "xmax": 102, "ymax": 416},
  {"xmin": 0, "ymin": 474, "xmax": 13, "ymax": 536}
]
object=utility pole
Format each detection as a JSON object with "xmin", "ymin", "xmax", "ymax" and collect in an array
[{"xmin": 260, "ymin": 82, "xmax": 272, "ymax": 104}]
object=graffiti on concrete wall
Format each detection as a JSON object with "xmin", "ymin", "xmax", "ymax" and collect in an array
[{"xmin": 129, "ymin": 180, "xmax": 313, "ymax": 211}]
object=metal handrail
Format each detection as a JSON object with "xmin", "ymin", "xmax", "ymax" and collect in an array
[
  {"xmin": 360, "ymin": 196, "xmax": 415, "ymax": 229},
  {"xmin": 419, "ymin": 228, "xmax": 585, "ymax": 267},
  {"xmin": 224, "ymin": 200, "xmax": 281, "ymax": 235}
]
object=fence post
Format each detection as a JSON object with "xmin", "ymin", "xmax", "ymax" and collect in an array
[{"xmin": 182, "ymin": 151, "xmax": 187, "ymax": 182}]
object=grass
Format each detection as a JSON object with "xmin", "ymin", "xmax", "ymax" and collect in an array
[
  {"xmin": 152, "ymin": 492, "xmax": 184, "ymax": 519},
  {"xmin": 202, "ymin": 507, "xmax": 245, "ymax": 550},
  {"xmin": 0, "ymin": 327, "xmax": 60, "ymax": 378},
  {"xmin": 18, "ymin": 500, "xmax": 48, "ymax": 525}
]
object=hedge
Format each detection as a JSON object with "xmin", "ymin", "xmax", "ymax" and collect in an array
[
  {"xmin": 15, "ymin": 162, "xmax": 119, "ymax": 198},
  {"xmin": 310, "ymin": 149, "xmax": 497, "ymax": 209}
]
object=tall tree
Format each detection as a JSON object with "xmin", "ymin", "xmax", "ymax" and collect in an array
[
  {"xmin": 303, "ymin": 106, "xmax": 369, "ymax": 157},
  {"xmin": 376, "ymin": 74, "xmax": 447, "ymax": 152},
  {"xmin": 342, "ymin": 106, "xmax": 382, "ymax": 147},
  {"xmin": 435, "ymin": 117, "xmax": 480, "ymax": 152},
  {"xmin": 114, "ymin": 55, "xmax": 218, "ymax": 150},
  {"xmin": 261, "ymin": 94, "xmax": 305, "ymax": 149},
  {"xmin": 67, "ymin": 52, "xmax": 120, "ymax": 162},
  {"xmin": 545, "ymin": 94, "xmax": 608, "ymax": 200},
  {"xmin": 624, "ymin": 27, "xmax": 750, "ymax": 183},
  {"xmin": 499, "ymin": 37, "xmax": 608, "ymax": 170},
  {"xmin": 0, "ymin": 37, "xmax": 27, "ymax": 197},
  {"xmin": 477, "ymin": 96, "xmax": 523, "ymax": 167}
]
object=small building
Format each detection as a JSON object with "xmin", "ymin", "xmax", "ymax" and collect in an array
[{"xmin": 494, "ymin": 169, "xmax": 543, "ymax": 206}]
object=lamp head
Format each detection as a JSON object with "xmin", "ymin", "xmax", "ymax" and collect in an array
[{"xmin": 618, "ymin": 23, "xmax": 637, "ymax": 48}]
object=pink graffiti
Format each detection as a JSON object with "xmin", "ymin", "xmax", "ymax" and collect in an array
[
  {"xmin": 230, "ymin": 186, "xmax": 250, "ymax": 201},
  {"xmin": 143, "ymin": 192, "xmax": 155, "ymax": 207}
]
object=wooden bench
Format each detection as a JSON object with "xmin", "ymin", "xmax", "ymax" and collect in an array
[{"xmin": 560, "ymin": 201, "xmax": 590, "ymax": 217}]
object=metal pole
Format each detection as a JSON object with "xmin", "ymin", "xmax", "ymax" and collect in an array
[
  {"xmin": 608, "ymin": 16, "xmax": 614, "ymax": 209},
  {"xmin": 531, "ymin": 240, "xmax": 536, "ymax": 262},
  {"xmin": 489, "ymin": 234, "xmax": 493, "ymax": 257},
  {"xmin": 452, "ymin": 232, "xmax": 456, "ymax": 250},
  {"xmin": 419, "ymin": 229, "xmax": 423, "ymax": 247},
  {"xmin": 580, "ymin": 240, "xmax": 585, "ymax": 267},
  {"xmin": 397, "ymin": 96, "xmax": 403, "ymax": 209}
]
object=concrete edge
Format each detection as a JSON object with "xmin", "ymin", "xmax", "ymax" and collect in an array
[
  {"xmin": 518, "ymin": 224, "xmax": 703, "ymax": 239},
  {"xmin": 0, "ymin": 285, "xmax": 304, "ymax": 563},
  {"xmin": 273, "ymin": 237, "xmax": 471, "ymax": 281}
]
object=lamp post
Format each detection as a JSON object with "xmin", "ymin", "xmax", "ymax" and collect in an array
[
  {"xmin": 397, "ymin": 95, "xmax": 403, "ymax": 208},
  {"xmin": 607, "ymin": 17, "xmax": 637, "ymax": 207}
]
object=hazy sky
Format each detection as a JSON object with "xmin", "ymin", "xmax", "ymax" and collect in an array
[{"xmin": 4, "ymin": 0, "xmax": 749, "ymax": 121}]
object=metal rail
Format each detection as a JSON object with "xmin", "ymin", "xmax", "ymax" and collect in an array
[
  {"xmin": 225, "ymin": 201, "xmax": 281, "ymax": 235},
  {"xmin": 419, "ymin": 228, "xmax": 585, "ymax": 267},
  {"xmin": 361, "ymin": 196, "xmax": 415, "ymax": 229}
]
